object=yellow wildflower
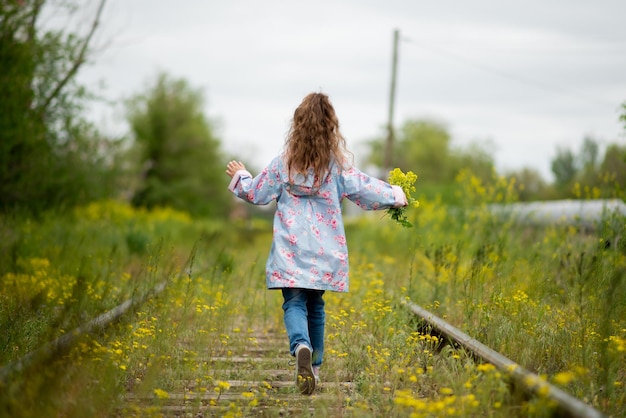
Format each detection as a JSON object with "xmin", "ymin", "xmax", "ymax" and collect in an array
[
  {"xmin": 553, "ymin": 371, "xmax": 575, "ymax": 386},
  {"xmin": 154, "ymin": 388, "xmax": 169, "ymax": 399},
  {"xmin": 387, "ymin": 168, "xmax": 419, "ymax": 227}
]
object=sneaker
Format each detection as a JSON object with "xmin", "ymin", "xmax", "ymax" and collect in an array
[
  {"xmin": 295, "ymin": 344, "xmax": 315, "ymax": 395},
  {"xmin": 312, "ymin": 366, "xmax": 320, "ymax": 385}
]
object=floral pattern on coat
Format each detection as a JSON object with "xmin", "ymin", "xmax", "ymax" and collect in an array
[{"xmin": 228, "ymin": 155, "xmax": 404, "ymax": 292}]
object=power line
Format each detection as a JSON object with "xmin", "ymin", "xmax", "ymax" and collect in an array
[{"xmin": 402, "ymin": 36, "xmax": 618, "ymax": 109}]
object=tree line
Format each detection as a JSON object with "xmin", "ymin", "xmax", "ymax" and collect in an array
[
  {"xmin": 365, "ymin": 119, "xmax": 626, "ymax": 204},
  {"xmin": 0, "ymin": 0, "xmax": 230, "ymax": 217},
  {"xmin": 1, "ymin": 0, "xmax": 625, "ymax": 218}
]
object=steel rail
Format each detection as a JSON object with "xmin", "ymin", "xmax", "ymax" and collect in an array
[
  {"xmin": 0, "ymin": 280, "xmax": 167, "ymax": 384},
  {"xmin": 405, "ymin": 300, "xmax": 607, "ymax": 418}
]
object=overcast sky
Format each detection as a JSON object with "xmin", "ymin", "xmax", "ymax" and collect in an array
[{"xmin": 76, "ymin": 0, "xmax": 626, "ymax": 181}]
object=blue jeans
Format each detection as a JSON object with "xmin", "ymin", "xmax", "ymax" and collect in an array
[{"xmin": 281, "ymin": 288, "xmax": 325, "ymax": 367}]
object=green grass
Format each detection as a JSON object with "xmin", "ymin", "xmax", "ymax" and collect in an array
[{"xmin": 0, "ymin": 180, "xmax": 624, "ymax": 417}]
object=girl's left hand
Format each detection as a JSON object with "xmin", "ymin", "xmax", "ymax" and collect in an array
[{"xmin": 226, "ymin": 160, "xmax": 246, "ymax": 178}]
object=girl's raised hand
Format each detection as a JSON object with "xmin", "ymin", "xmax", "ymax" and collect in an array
[{"xmin": 226, "ymin": 160, "xmax": 246, "ymax": 178}]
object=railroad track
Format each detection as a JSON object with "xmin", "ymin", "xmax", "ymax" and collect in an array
[
  {"xmin": 118, "ymin": 326, "xmax": 356, "ymax": 417},
  {"xmin": 1, "ymin": 280, "xmax": 609, "ymax": 417},
  {"xmin": 114, "ymin": 300, "xmax": 609, "ymax": 417},
  {"xmin": 405, "ymin": 301, "xmax": 607, "ymax": 418},
  {"xmin": 0, "ymin": 280, "xmax": 167, "ymax": 385}
]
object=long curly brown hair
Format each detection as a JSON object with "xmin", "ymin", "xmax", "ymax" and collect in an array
[{"xmin": 284, "ymin": 93, "xmax": 351, "ymax": 183}]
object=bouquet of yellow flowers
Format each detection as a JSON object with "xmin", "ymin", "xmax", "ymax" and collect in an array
[{"xmin": 387, "ymin": 168, "xmax": 419, "ymax": 227}]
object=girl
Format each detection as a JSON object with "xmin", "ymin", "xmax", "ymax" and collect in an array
[{"xmin": 225, "ymin": 92, "xmax": 407, "ymax": 395}]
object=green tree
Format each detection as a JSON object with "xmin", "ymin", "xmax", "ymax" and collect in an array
[
  {"xmin": 366, "ymin": 118, "xmax": 495, "ymax": 202},
  {"xmin": 550, "ymin": 136, "xmax": 626, "ymax": 198},
  {"xmin": 0, "ymin": 0, "xmax": 119, "ymax": 212},
  {"xmin": 127, "ymin": 73, "xmax": 231, "ymax": 218},
  {"xmin": 451, "ymin": 141, "xmax": 495, "ymax": 184},
  {"xmin": 505, "ymin": 167, "xmax": 550, "ymax": 201},
  {"xmin": 400, "ymin": 119, "xmax": 454, "ymax": 183},
  {"xmin": 367, "ymin": 119, "xmax": 456, "ymax": 182},
  {"xmin": 598, "ymin": 143, "xmax": 626, "ymax": 195},
  {"xmin": 550, "ymin": 146, "xmax": 577, "ymax": 189},
  {"xmin": 578, "ymin": 136, "xmax": 600, "ymax": 183},
  {"xmin": 580, "ymin": 136, "xmax": 599, "ymax": 169}
]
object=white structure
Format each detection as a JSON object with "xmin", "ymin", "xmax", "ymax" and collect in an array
[{"xmin": 489, "ymin": 199, "xmax": 626, "ymax": 228}]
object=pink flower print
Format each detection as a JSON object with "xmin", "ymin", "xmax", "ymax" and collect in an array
[
  {"xmin": 247, "ymin": 191, "xmax": 255, "ymax": 201},
  {"xmin": 334, "ymin": 235, "xmax": 347, "ymax": 246},
  {"xmin": 320, "ymin": 190, "xmax": 331, "ymax": 199},
  {"xmin": 284, "ymin": 217, "xmax": 295, "ymax": 227},
  {"xmin": 322, "ymin": 272, "xmax": 333, "ymax": 283},
  {"xmin": 310, "ymin": 267, "xmax": 319, "ymax": 275},
  {"xmin": 288, "ymin": 234, "xmax": 298, "ymax": 245},
  {"xmin": 270, "ymin": 271, "xmax": 282, "ymax": 282},
  {"xmin": 331, "ymin": 280, "xmax": 345, "ymax": 292},
  {"xmin": 332, "ymin": 250, "xmax": 346, "ymax": 261},
  {"xmin": 317, "ymin": 247, "xmax": 325, "ymax": 256},
  {"xmin": 316, "ymin": 212, "xmax": 325, "ymax": 222},
  {"xmin": 329, "ymin": 218, "xmax": 338, "ymax": 230},
  {"xmin": 310, "ymin": 225, "xmax": 320, "ymax": 239},
  {"xmin": 288, "ymin": 278, "xmax": 296, "ymax": 287},
  {"xmin": 332, "ymin": 250, "xmax": 347, "ymax": 266},
  {"xmin": 280, "ymin": 248, "xmax": 296, "ymax": 264}
]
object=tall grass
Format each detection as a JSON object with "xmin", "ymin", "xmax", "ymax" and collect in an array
[
  {"xmin": 344, "ymin": 170, "xmax": 626, "ymax": 415},
  {"xmin": 0, "ymin": 173, "xmax": 624, "ymax": 417}
]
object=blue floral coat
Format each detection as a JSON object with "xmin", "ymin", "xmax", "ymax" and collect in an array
[{"xmin": 228, "ymin": 155, "xmax": 405, "ymax": 292}]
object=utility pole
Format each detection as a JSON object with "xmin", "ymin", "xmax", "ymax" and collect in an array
[{"xmin": 383, "ymin": 28, "xmax": 399, "ymax": 174}]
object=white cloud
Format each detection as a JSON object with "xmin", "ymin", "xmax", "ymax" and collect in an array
[{"xmin": 75, "ymin": 0, "xmax": 626, "ymax": 182}]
